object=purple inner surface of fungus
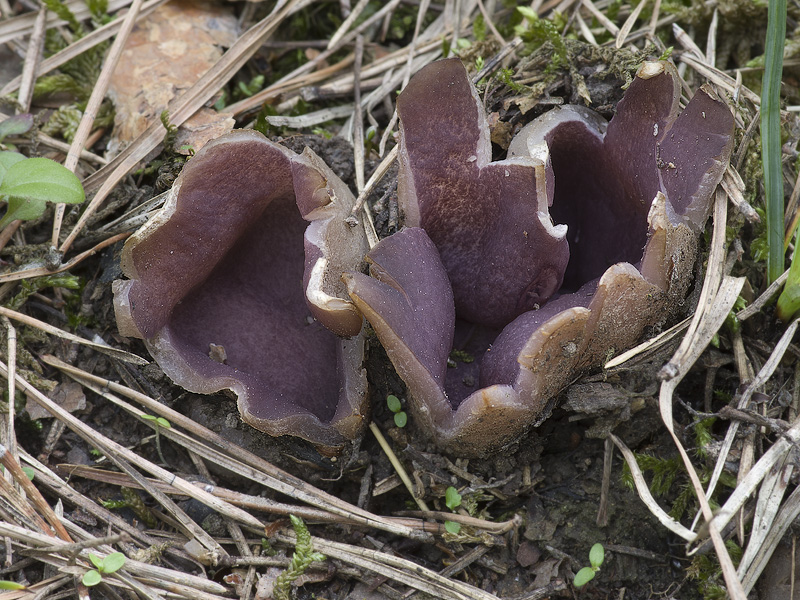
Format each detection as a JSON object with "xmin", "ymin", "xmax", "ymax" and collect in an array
[
  {"xmin": 114, "ymin": 131, "xmax": 368, "ymax": 445},
  {"xmin": 397, "ymin": 58, "xmax": 570, "ymax": 329},
  {"xmin": 346, "ymin": 58, "xmax": 734, "ymax": 453},
  {"xmin": 166, "ymin": 195, "xmax": 340, "ymax": 422}
]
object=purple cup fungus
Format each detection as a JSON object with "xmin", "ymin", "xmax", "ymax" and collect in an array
[
  {"xmin": 113, "ymin": 129, "xmax": 369, "ymax": 449},
  {"xmin": 344, "ymin": 58, "xmax": 734, "ymax": 456}
]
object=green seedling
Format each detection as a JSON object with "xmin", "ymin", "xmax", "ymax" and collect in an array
[
  {"xmin": 0, "ymin": 114, "xmax": 34, "ymax": 151},
  {"xmin": 0, "ymin": 581, "xmax": 26, "ymax": 590},
  {"xmin": 141, "ymin": 414, "xmax": 171, "ymax": 465},
  {"xmin": 386, "ymin": 394, "xmax": 407, "ymax": 428},
  {"xmin": 0, "ymin": 152, "xmax": 85, "ymax": 230},
  {"xmin": 100, "ymin": 487, "xmax": 158, "ymax": 528},
  {"xmin": 273, "ymin": 515, "xmax": 326, "ymax": 600},
  {"xmin": 777, "ymin": 226, "xmax": 800, "ymax": 321},
  {"xmin": 1, "ymin": 464, "xmax": 35, "ymax": 481},
  {"xmin": 574, "ymin": 543, "xmax": 604, "ymax": 587},
  {"xmin": 82, "ymin": 551, "xmax": 126, "ymax": 587},
  {"xmin": 515, "ymin": 7, "xmax": 568, "ymax": 72},
  {"xmin": 444, "ymin": 486, "xmax": 462, "ymax": 534}
]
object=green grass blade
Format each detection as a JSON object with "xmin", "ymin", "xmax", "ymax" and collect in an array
[{"xmin": 763, "ymin": 0, "xmax": 787, "ymax": 283}]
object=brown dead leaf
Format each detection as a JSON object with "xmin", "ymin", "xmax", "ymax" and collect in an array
[
  {"xmin": 107, "ymin": 0, "xmax": 239, "ymax": 156},
  {"xmin": 27, "ymin": 381, "xmax": 85, "ymax": 420}
]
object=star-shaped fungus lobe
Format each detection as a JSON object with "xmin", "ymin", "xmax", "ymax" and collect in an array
[
  {"xmin": 346, "ymin": 59, "xmax": 734, "ymax": 455},
  {"xmin": 113, "ymin": 130, "xmax": 368, "ymax": 449}
]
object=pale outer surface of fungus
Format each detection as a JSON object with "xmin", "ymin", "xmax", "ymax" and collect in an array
[
  {"xmin": 113, "ymin": 130, "xmax": 369, "ymax": 448},
  {"xmin": 345, "ymin": 58, "xmax": 734, "ymax": 456}
]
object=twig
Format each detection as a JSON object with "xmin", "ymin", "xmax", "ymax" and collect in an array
[
  {"xmin": 0, "ymin": 306, "xmax": 146, "ymax": 365},
  {"xmin": 0, "ymin": 444, "xmax": 72, "ymax": 542},
  {"xmin": 369, "ymin": 423, "xmax": 430, "ymax": 512},
  {"xmin": 43, "ymin": 355, "xmax": 430, "ymax": 540}
]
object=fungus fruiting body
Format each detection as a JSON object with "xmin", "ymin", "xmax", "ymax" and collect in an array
[
  {"xmin": 345, "ymin": 58, "xmax": 734, "ymax": 456},
  {"xmin": 113, "ymin": 130, "xmax": 368, "ymax": 448}
]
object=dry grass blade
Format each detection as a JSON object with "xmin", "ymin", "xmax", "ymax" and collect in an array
[
  {"xmin": 20, "ymin": 449, "xmax": 176, "ymax": 549},
  {"xmin": 608, "ymin": 434, "xmax": 696, "ymax": 541},
  {"xmin": 0, "ymin": 465, "xmax": 58, "ymax": 539},
  {"xmin": 277, "ymin": 531, "xmax": 499, "ymax": 600},
  {"xmin": 327, "ymin": 0, "xmax": 370, "ymax": 49},
  {"xmin": 706, "ymin": 8, "xmax": 718, "ymax": 66},
  {"xmin": 60, "ymin": 0, "xmax": 313, "ymax": 254},
  {"xmin": 657, "ymin": 279, "xmax": 747, "ymax": 599},
  {"xmin": 56, "ymin": 463, "xmax": 403, "ymax": 528},
  {"xmin": 229, "ymin": 0, "xmax": 405, "ymax": 117},
  {"xmin": 351, "ymin": 145, "xmax": 398, "ymax": 221},
  {"xmin": 704, "ymin": 319, "xmax": 800, "ymax": 531},
  {"xmin": 615, "ymin": 0, "xmax": 648, "ymax": 48},
  {"xmin": 16, "ymin": 6, "xmax": 46, "ymax": 111},
  {"xmin": 64, "ymin": 373, "xmax": 419, "ymax": 536},
  {"xmin": 0, "ymin": 358, "xmax": 254, "ymax": 554},
  {"xmin": 0, "ymin": 521, "xmax": 228, "ymax": 599},
  {"xmin": 0, "ymin": 231, "xmax": 129, "ymax": 284},
  {"xmin": 0, "ymin": 444, "xmax": 71, "ymax": 542},
  {"xmin": 2, "ymin": 318, "xmax": 16, "ymax": 457},
  {"xmin": 575, "ymin": 12, "xmax": 597, "ymax": 45},
  {"xmin": 7, "ymin": 129, "xmax": 108, "ymax": 165},
  {"xmin": 582, "ymin": 0, "xmax": 619, "ymax": 35},
  {"xmin": 42, "ymin": 355, "xmax": 429, "ymax": 540},
  {"xmin": 51, "ymin": 0, "xmax": 147, "ymax": 247},
  {"xmin": 680, "ymin": 53, "xmax": 761, "ymax": 105},
  {"xmin": 604, "ymin": 316, "xmax": 690, "ymax": 369},
  {"xmin": 740, "ymin": 484, "xmax": 800, "ymax": 594},
  {"xmin": 737, "ymin": 268, "xmax": 789, "ymax": 321},
  {"xmin": 0, "ymin": 306, "xmax": 146, "ymax": 365},
  {"xmin": 738, "ymin": 460, "xmax": 793, "ymax": 577},
  {"xmin": 672, "ymin": 22, "xmax": 705, "ymax": 60},
  {"xmin": 264, "ymin": 104, "xmax": 354, "ymax": 128},
  {"xmin": 700, "ymin": 317, "xmax": 800, "ymax": 512},
  {"xmin": 650, "ymin": 187, "xmax": 747, "ymax": 597},
  {"xmin": 0, "ymin": 0, "xmax": 134, "ymax": 45}
]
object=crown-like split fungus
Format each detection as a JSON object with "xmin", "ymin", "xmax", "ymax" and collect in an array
[
  {"xmin": 113, "ymin": 130, "xmax": 369, "ymax": 449},
  {"xmin": 345, "ymin": 58, "xmax": 734, "ymax": 456}
]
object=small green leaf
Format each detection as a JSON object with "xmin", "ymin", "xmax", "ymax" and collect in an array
[
  {"xmin": 0, "ymin": 580, "xmax": 26, "ymax": 590},
  {"xmin": 444, "ymin": 520, "xmax": 461, "ymax": 534},
  {"xmin": 88, "ymin": 553, "xmax": 104, "ymax": 570},
  {"xmin": 778, "ymin": 236, "xmax": 800, "ymax": 321},
  {"xmin": 156, "ymin": 417, "xmax": 171, "ymax": 428},
  {"xmin": 0, "ymin": 157, "xmax": 85, "ymax": 229},
  {"xmin": 445, "ymin": 486, "xmax": 462, "ymax": 511},
  {"xmin": 21, "ymin": 466, "xmax": 34, "ymax": 480},
  {"xmin": 1, "ymin": 156, "xmax": 85, "ymax": 204},
  {"xmin": 141, "ymin": 414, "xmax": 157, "ymax": 422},
  {"xmin": 393, "ymin": 412, "xmax": 407, "ymax": 428},
  {"xmin": 0, "ymin": 114, "xmax": 34, "ymax": 142},
  {"xmin": 574, "ymin": 566, "xmax": 596, "ymax": 587},
  {"xmin": 589, "ymin": 543, "xmax": 605, "ymax": 568},
  {"xmin": 386, "ymin": 394, "xmax": 402, "ymax": 413},
  {"xmin": 101, "ymin": 552, "xmax": 126, "ymax": 574},
  {"xmin": 0, "ymin": 151, "xmax": 26, "ymax": 182},
  {"xmin": 82, "ymin": 569, "xmax": 102, "ymax": 587}
]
